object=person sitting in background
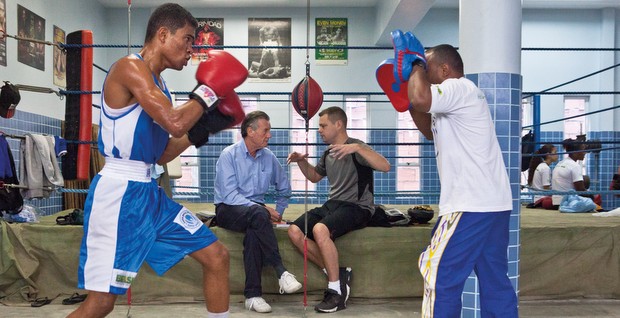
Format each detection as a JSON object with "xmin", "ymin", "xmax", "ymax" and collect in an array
[
  {"xmin": 551, "ymin": 138, "xmax": 587, "ymax": 209},
  {"xmin": 527, "ymin": 144, "xmax": 558, "ymax": 208},
  {"xmin": 214, "ymin": 111, "xmax": 302, "ymax": 313},
  {"xmin": 286, "ymin": 106, "xmax": 391, "ymax": 313}
]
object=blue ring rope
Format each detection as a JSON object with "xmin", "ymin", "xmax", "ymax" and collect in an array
[
  {"xmin": 57, "ymin": 186, "xmax": 620, "ymax": 199},
  {"xmin": 58, "ymin": 43, "xmax": 620, "ymax": 51},
  {"xmin": 57, "ymin": 187, "xmax": 620, "ymax": 198},
  {"xmin": 59, "ymin": 89, "xmax": 620, "ymax": 97}
]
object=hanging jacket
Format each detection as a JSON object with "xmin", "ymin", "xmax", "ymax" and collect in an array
[{"xmin": 19, "ymin": 134, "xmax": 64, "ymax": 199}]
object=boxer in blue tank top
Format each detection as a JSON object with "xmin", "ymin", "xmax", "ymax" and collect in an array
[{"xmin": 68, "ymin": 4, "xmax": 243, "ymax": 318}]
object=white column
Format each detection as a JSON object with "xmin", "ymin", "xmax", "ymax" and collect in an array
[
  {"xmin": 459, "ymin": 0, "xmax": 522, "ymax": 74},
  {"xmin": 458, "ymin": 1, "xmax": 523, "ymax": 317}
]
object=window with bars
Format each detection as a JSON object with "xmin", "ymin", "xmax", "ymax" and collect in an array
[
  {"xmin": 172, "ymin": 96, "xmax": 258, "ymax": 198},
  {"xmin": 174, "ymin": 146, "xmax": 200, "ymax": 198},
  {"xmin": 564, "ymin": 96, "xmax": 588, "ymax": 140},
  {"xmin": 396, "ymin": 111, "xmax": 420, "ymax": 191},
  {"xmin": 563, "ymin": 96, "xmax": 588, "ymax": 175},
  {"xmin": 345, "ymin": 97, "xmax": 368, "ymax": 142},
  {"xmin": 234, "ymin": 96, "xmax": 259, "ymax": 142},
  {"xmin": 290, "ymin": 108, "xmax": 317, "ymax": 191},
  {"xmin": 289, "ymin": 97, "xmax": 368, "ymax": 192},
  {"xmin": 521, "ymin": 97, "xmax": 533, "ymax": 186},
  {"xmin": 172, "ymin": 98, "xmax": 199, "ymax": 198}
]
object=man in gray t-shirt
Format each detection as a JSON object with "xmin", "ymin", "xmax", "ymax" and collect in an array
[
  {"xmin": 287, "ymin": 106, "xmax": 390, "ymax": 313},
  {"xmin": 315, "ymin": 137, "xmax": 375, "ymax": 214}
]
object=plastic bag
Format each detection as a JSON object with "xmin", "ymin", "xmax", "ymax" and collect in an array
[
  {"xmin": 559, "ymin": 194, "xmax": 597, "ymax": 213},
  {"xmin": 2, "ymin": 204, "xmax": 42, "ymax": 223}
]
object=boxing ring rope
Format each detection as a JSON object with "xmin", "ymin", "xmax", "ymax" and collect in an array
[
  {"xmin": 56, "ymin": 42, "xmax": 620, "ymax": 51},
  {"xmin": 0, "ymin": 31, "xmax": 64, "ymax": 50},
  {"xmin": 56, "ymin": 187, "xmax": 620, "ymax": 198},
  {"xmin": 10, "ymin": 86, "xmax": 620, "ymax": 202},
  {"xmin": 56, "ymin": 89, "xmax": 620, "ymax": 98},
  {"xmin": 522, "ymin": 62, "xmax": 620, "ymax": 99},
  {"xmin": 13, "ymin": 84, "xmax": 62, "ymax": 98},
  {"xmin": 523, "ymin": 104, "xmax": 620, "ymax": 129},
  {"xmin": 36, "ymin": 98, "xmax": 620, "ymax": 203},
  {"xmin": 2, "ymin": 32, "xmax": 620, "ymax": 202},
  {"xmin": 7, "ymin": 31, "xmax": 620, "ymax": 100}
]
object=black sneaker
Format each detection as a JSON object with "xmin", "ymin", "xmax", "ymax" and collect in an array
[
  {"xmin": 314, "ymin": 288, "xmax": 345, "ymax": 313},
  {"xmin": 339, "ymin": 267, "xmax": 352, "ymax": 305}
]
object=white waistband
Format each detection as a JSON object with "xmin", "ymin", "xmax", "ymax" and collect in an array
[{"xmin": 100, "ymin": 158, "xmax": 152, "ymax": 182}]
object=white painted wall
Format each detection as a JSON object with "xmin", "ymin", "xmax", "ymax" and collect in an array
[
  {"xmin": 416, "ymin": 8, "xmax": 619, "ymax": 132},
  {"xmin": 520, "ymin": 8, "xmax": 618, "ymax": 132},
  {"xmin": 1, "ymin": 0, "xmax": 108, "ymax": 120}
]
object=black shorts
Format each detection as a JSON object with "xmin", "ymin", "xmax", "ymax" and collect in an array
[{"xmin": 292, "ymin": 200, "xmax": 372, "ymax": 241}]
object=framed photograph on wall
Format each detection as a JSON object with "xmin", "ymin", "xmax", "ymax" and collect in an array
[
  {"xmin": 192, "ymin": 18, "xmax": 224, "ymax": 65},
  {"xmin": 17, "ymin": 5, "xmax": 45, "ymax": 71},
  {"xmin": 315, "ymin": 18, "xmax": 348, "ymax": 65},
  {"xmin": 53, "ymin": 25, "xmax": 66, "ymax": 88},
  {"xmin": 0, "ymin": 0, "xmax": 7, "ymax": 66},
  {"xmin": 248, "ymin": 18, "xmax": 291, "ymax": 82}
]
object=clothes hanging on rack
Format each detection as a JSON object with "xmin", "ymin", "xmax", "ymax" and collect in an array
[
  {"xmin": 54, "ymin": 135, "xmax": 67, "ymax": 157},
  {"xmin": 19, "ymin": 133, "xmax": 64, "ymax": 199},
  {"xmin": 0, "ymin": 135, "xmax": 24, "ymax": 215},
  {"xmin": 0, "ymin": 135, "xmax": 14, "ymax": 178}
]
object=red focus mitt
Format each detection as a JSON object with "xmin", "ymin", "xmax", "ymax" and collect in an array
[{"xmin": 376, "ymin": 58, "xmax": 410, "ymax": 112}]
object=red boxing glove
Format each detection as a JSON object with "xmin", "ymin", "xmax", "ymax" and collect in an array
[
  {"xmin": 187, "ymin": 91, "xmax": 245, "ymax": 147},
  {"xmin": 217, "ymin": 91, "xmax": 245, "ymax": 127},
  {"xmin": 376, "ymin": 58, "xmax": 410, "ymax": 112},
  {"xmin": 191, "ymin": 50, "xmax": 248, "ymax": 110}
]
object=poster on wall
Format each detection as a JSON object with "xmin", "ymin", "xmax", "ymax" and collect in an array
[
  {"xmin": 17, "ymin": 5, "xmax": 45, "ymax": 71},
  {"xmin": 53, "ymin": 25, "xmax": 66, "ymax": 88},
  {"xmin": 192, "ymin": 18, "xmax": 223, "ymax": 65},
  {"xmin": 0, "ymin": 0, "xmax": 7, "ymax": 66},
  {"xmin": 315, "ymin": 18, "xmax": 348, "ymax": 65},
  {"xmin": 248, "ymin": 18, "xmax": 291, "ymax": 82}
]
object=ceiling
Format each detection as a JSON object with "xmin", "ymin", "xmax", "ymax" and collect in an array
[{"xmin": 99, "ymin": 0, "xmax": 620, "ymax": 9}]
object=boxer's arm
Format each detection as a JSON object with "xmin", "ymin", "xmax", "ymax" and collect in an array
[
  {"xmin": 286, "ymin": 152, "xmax": 323, "ymax": 183},
  {"xmin": 157, "ymin": 136, "xmax": 192, "ymax": 165},
  {"xmin": 407, "ymin": 64, "xmax": 433, "ymax": 140},
  {"xmin": 573, "ymin": 180, "xmax": 587, "ymax": 192},
  {"xmin": 408, "ymin": 108, "xmax": 433, "ymax": 141},
  {"xmin": 104, "ymin": 57, "xmax": 204, "ymax": 138}
]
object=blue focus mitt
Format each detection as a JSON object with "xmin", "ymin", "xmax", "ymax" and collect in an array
[{"xmin": 391, "ymin": 30, "xmax": 426, "ymax": 90}]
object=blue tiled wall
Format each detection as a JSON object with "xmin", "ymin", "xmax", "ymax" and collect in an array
[
  {"xmin": 459, "ymin": 72, "xmax": 522, "ymax": 317},
  {"xmin": 196, "ymin": 130, "xmax": 234, "ymax": 203},
  {"xmin": 421, "ymin": 141, "xmax": 440, "ymax": 202},
  {"xmin": 0, "ymin": 110, "xmax": 64, "ymax": 216},
  {"xmin": 314, "ymin": 130, "xmax": 330, "ymax": 203},
  {"xmin": 372, "ymin": 129, "xmax": 396, "ymax": 206}
]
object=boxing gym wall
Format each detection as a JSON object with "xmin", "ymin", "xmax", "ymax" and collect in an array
[{"xmin": 1, "ymin": 0, "xmax": 619, "ymax": 215}]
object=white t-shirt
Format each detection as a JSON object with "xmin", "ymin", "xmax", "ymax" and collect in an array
[
  {"xmin": 532, "ymin": 162, "xmax": 551, "ymax": 201},
  {"xmin": 551, "ymin": 157, "xmax": 583, "ymax": 205},
  {"xmin": 429, "ymin": 77, "xmax": 513, "ymax": 217}
]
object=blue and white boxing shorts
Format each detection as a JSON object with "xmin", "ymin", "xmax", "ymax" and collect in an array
[{"xmin": 78, "ymin": 158, "xmax": 217, "ymax": 295}]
